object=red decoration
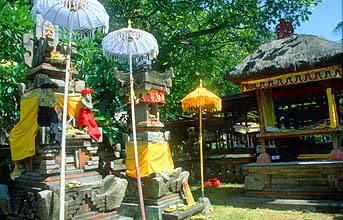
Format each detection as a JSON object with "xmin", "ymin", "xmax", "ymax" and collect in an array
[
  {"xmin": 78, "ymin": 107, "xmax": 101, "ymax": 141},
  {"xmin": 205, "ymin": 178, "xmax": 221, "ymax": 188},
  {"xmin": 329, "ymin": 149, "xmax": 343, "ymax": 161},
  {"xmin": 126, "ymin": 90, "xmax": 166, "ymax": 104},
  {"xmin": 81, "ymin": 88, "xmax": 94, "ymax": 95},
  {"xmin": 276, "ymin": 19, "xmax": 294, "ymax": 39},
  {"xmin": 139, "ymin": 90, "xmax": 166, "ymax": 104}
]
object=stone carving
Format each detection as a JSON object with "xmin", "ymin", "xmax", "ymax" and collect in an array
[
  {"xmin": 37, "ymin": 190, "xmax": 58, "ymax": 220},
  {"xmin": 0, "ymin": 185, "xmax": 11, "ymax": 216},
  {"xmin": 124, "ymin": 168, "xmax": 190, "ymax": 199},
  {"xmin": 276, "ymin": 19, "xmax": 294, "ymax": 39},
  {"xmin": 100, "ymin": 175, "xmax": 128, "ymax": 210}
]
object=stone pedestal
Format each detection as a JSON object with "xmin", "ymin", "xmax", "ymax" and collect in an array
[
  {"xmin": 120, "ymin": 194, "xmax": 183, "ymax": 220},
  {"xmin": 8, "ymin": 22, "xmax": 131, "ymax": 219},
  {"xmin": 10, "ymin": 136, "xmax": 129, "ymax": 220},
  {"xmin": 115, "ymin": 66, "xmax": 201, "ymax": 219}
]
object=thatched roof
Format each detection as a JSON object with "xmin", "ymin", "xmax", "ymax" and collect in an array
[{"xmin": 225, "ymin": 34, "xmax": 342, "ymax": 84}]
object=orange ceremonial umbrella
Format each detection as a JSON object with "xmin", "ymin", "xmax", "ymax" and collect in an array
[{"xmin": 181, "ymin": 79, "xmax": 222, "ymax": 199}]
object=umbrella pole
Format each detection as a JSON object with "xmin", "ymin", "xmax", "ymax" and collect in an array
[
  {"xmin": 59, "ymin": 32, "xmax": 73, "ymax": 220},
  {"xmin": 129, "ymin": 53, "xmax": 146, "ymax": 220},
  {"xmin": 199, "ymin": 106, "xmax": 204, "ymax": 199}
]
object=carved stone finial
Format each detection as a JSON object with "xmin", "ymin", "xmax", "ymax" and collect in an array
[
  {"xmin": 128, "ymin": 19, "xmax": 132, "ymax": 28},
  {"xmin": 276, "ymin": 19, "xmax": 294, "ymax": 39}
]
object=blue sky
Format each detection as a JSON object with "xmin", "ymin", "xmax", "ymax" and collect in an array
[{"xmin": 295, "ymin": 0, "xmax": 342, "ymax": 42}]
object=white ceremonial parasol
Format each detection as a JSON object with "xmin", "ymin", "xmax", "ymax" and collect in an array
[
  {"xmin": 102, "ymin": 20, "xmax": 159, "ymax": 220},
  {"xmin": 33, "ymin": 0, "xmax": 109, "ymax": 34},
  {"xmin": 32, "ymin": 1, "xmax": 109, "ymax": 219}
]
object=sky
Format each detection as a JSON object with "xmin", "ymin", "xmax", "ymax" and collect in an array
[{"xmin": 295, "ymin": 0, "xmax": 342, "ymax": 42}]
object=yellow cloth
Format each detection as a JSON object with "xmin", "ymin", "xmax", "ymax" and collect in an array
[
  {"xmin": 10, "ymin": 89, "xmax": 41, "ymax": 161},
  {"xmin": 10, "ymin": 90, "xmax": 82, "ymax": 161},
  {"xmin": 260, "ymin": 88, "xmax": 276, "ymax": 127},
  {"xmin": 326, "ymin": 88, "xmax": 338, "ymax": 128},
  {"xmin": 126, "ymin": 142, "xmax": 174, "ymax": 178},
  {"xmin": 55, "ymin": 94, "xmax": 82, "ymax": 118}
]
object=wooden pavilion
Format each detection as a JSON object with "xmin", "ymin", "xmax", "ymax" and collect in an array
[
  {"xmin": 224, "ymin": 21, "xmax": 343, "ymax": 200},
  {"xmin": 165, "ymin": 93, "xmax": 259, "ymax": 184}
]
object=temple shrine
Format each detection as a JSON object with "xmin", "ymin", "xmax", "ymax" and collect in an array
[
  {"xmin": 114, "ymin": 62, "xmax": 205, "ymax": 219},
  {"xmin": 2, "ymin": 17, "xmax": 130, "ymax": 220}
]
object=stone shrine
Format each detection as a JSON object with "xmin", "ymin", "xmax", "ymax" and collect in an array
[
  {"xmin": 114, "ymin": 63, "xmax": 204, "ymax": 219},
  {"xmin": 0, "ymin": 17, "xmax": 130, "ymax": 220}
]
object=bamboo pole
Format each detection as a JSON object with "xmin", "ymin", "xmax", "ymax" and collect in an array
[{"xmin": 199, "ymin": 106, "xmax": 204, "ymax": 199}]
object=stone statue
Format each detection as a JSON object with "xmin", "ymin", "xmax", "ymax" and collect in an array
[
  {"xmin": 36, "ymin": 74, "xmax": 59, "ymax": 144},
  {"xmin": 77, "ymin": 88, "xmax": 101, "ymax": 141}
]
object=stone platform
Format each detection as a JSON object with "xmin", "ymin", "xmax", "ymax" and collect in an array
[
  {"xmin": 162, "ymin": 203, "xmax": 205, "ymax": 220},
  {"xmin": 242, "ymin": 161, "xmax": 343, "ymax": 200},
  {"xmin": 230, "ymin": 195, "xmax": 343, "ymax": 214},
  {"xmin": 119, "ymin": 194, "xmax": 184, "ymax": 220}
]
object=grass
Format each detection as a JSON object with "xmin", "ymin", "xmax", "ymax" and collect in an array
[{"xmin": 187, "ymin": 183, "xmax": 343, "ymax": 220}]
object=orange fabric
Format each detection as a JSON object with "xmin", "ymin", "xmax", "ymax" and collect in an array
[
  {"xmin": 126, "ymin": 142, "xmax": 174, "ymax": 178},
  {"xmin": 55, "ymin": 94, "xmax": 82, "ymax": 118},
  {"xmin": 181, "ymin": 82, "xmax": 222, "ymax": 113}
]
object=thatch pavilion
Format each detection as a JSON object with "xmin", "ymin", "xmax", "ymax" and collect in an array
[{"xmin": 224, "ymin": 21, "xmax": 342, "ymax": 200}]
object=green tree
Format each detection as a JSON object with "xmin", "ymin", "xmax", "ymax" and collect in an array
[
  {"xmin": 101, "ymin": 0, "xmax": 321, "ymax": 120},
  {"xmin": 0, "ymin": 0, "xmax": 323, "ymax": 133},
  {"xmin": 0, "ymin": 0, "xmax": 33, "ymax": 130},
  {"xmin": 76, "ymin": 36, "xmax": 128, "ymax": 145}
]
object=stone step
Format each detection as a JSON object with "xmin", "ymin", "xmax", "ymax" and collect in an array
[
  {"xmin": 116, "ymin": 216, "xmax": 134, "ymax": 220},
  {"xmin": 162, "ymin": 203, "xmax": 205, "ymax": 220},
  {"xmin": 230, "ymin": 195, "xmax": 343, "ymax": 213}
]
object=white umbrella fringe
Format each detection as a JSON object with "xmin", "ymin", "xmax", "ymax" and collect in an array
[
  {"xmin": 33, "ymin": 0, "xmax": 109, "ymax": 39},
  {"xmin": 102, "ymin": 28, "xmax": 158, "ymax": 64}
]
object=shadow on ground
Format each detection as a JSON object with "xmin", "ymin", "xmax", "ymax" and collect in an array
[
  {"xmin": 191, "ymin": 183, "xmax": 246, "ymax": 206},
  {"xmin": 190, "ymin": 183, "xmax": 343, "ymax": 215}
]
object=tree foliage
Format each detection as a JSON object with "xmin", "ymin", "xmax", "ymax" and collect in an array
[
  {"xmin": 101, "ymin": 0, "xmax": 321, "ymax": 120},
  {"xmin": 0, "ymin": 0, "xmax": 322, "ymax": 136},
  {"xmin": 75, "ymin": 36, "xmax": 128, "ymax": 145},
  {"xmin": 0, "ymin": 0, "xmax": 33, "ymax": 130}
]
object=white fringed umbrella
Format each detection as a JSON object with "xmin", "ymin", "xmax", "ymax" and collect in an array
[
  {"xmin": 102, "ymin": 20, "xmax": 159, "ymax": 220},
  {"xmin": 32, "ymin": 1, "xmax": 109, "ymax": 219}
]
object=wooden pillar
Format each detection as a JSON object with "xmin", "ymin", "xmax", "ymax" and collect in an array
[
  {"xmin": 256, "ymin": 89, "xmax": 271, "ymax": 163},
  {"xmin": 326, "ymin": 87, "xmax": 340, "ymax": 149},
  {"xmin": 256, "ymin": 89, "xmax": 266, "ymax": 152}
]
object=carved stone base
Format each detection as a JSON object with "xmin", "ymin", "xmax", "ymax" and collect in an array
[{"xmin": 120, "ymin": 194, "xmax": 183, "ymax": 220}]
